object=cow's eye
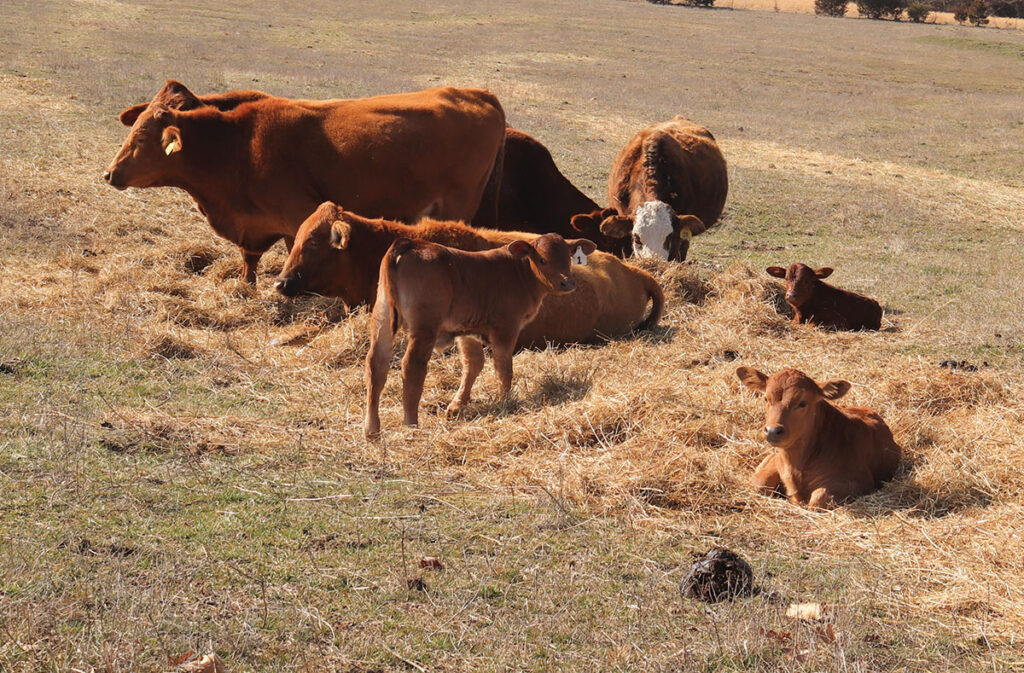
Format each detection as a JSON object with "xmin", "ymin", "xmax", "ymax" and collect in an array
[{"xmin": 797, "ymin": 400, "xmax": 808, "ymax": 408}]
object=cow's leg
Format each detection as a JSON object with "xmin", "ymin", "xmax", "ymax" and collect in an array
[
  {"xmin": 363, "ymin": 301, "xmax": 394, "ymax": 438},
  {"xmin": 490, "ymin": 333, "xmax": 517, "ymax": 400},
  {"xmin": 241, "ymin": 249, "xmax": 262, "ymax": 285},
  {"xmin": 447, "ymin": 337, "xmax": 485, "ymax": 417},
  {"xmin": 750, "ymin": 454, "xmax": 784, "ymax": 498},
  {"xmin": 401, "ymin": 328, "xmax": 439, "ymax": 427},
  {"xmin": 807, "ymin": 487, "xmax": 839, "ymax": 510}
]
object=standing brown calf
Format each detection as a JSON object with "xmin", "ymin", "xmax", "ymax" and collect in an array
[
  {"xmin": 364, "ymin": 234, "xmax": 596, "ymax": 437},
  {"xmin": 766, "ymin": 263, "xmax": 882, "ymax": 331},
  {"xmin": 736, "ymin": 367, "xmax": 901, "ymax": 509}
]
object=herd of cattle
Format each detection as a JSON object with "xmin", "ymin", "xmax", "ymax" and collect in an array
[{"xmin": 103, "ymin": 80, "xmax": 900, "ymax": 509}]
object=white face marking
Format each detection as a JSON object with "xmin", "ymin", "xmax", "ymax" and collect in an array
[
  {"xmin": 572, "ymin": 246, "xmax": 588, "ymax": 266},
  {"xmin": 632, "ymin": 201, "xmax": 674, "ymax": 261}
]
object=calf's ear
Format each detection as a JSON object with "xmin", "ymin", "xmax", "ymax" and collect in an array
[
  {"xmin": 570, "ymin": 212, "xmax": 599, "ymax": 233},
  {"xmin": 765, "ymin": 266, "xmax": 786, "ymax": 279},
  {"xmin": 675, "ymin": 214, "xmax": 706, "ymax": 236},
  {"xmin": 566, "ymin": 239, "xmax": 597, "ymax": 256},
  {"xmin": 118, "ymin": 103, "xmax": 148, "ymax": 127},
  {"xmin": 820, "ymin": 380, "xmax": 851, "ymax": 399},
  {"xmin": 735, "ymin": 366, "xmax": 768, "ymax": 392},
  {"xmin": 507, "ymin": 240, "xmax": 534, "ymax": 258},
  {"xmin": 599, "ymin": 215, "xmax": 633, "ymax": 239},
  {"xmin": 330, "ymin": 220, "xmax": 352, "ymax": 249},
  {"xmin": 814, "ymin": 267, "xmax": 834, "ymax": 279},
  {"xmin": 161, "ymin": 126, "xmax": 182, "ymax": 155}
]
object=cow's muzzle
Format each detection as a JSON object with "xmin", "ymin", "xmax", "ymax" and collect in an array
[
  {"xmin": 765, "ymin": 425, "xmax": 786, "ymax": 444},
  {"xmin": 102, "ymin": 169, "xmax": 126, "ymax": 190},
  {"xmin": 559, "ymin": 278, "xmax": 576, "ymax": 293},
  {"xmin": 274, "ymin": 276, "xmax": 301, "ymax": 297}
]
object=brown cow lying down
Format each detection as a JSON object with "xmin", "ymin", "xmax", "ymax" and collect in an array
[
  {"xmin": 104, "ymin": 80, "xmax": 505, "ymax": 283},
  {"xmin": 736, "ymin": 366, "xmax": 901, "ymax": 509},
  {"xmin": 473, "ymin": 128, "xmax": 621, "ymax": 251},
  {"xmin": 571, "ymin": 116, "xmax": 727, "ymax": 262},
  {"xmin": 275, "ymin": 202, "xmax": 664, "ymax": 349},
  {"xmin": 766, "ymin": 264, "xmax": 882, "ymax": 331},
  {"xmin": 364, "ymin": 234, "xmax": 596, "ymax": 437}
]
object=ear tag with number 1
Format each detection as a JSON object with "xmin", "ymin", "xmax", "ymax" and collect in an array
[{"xmin": 572, "ymin": 246, "xmax": 588, "ymax": 266}]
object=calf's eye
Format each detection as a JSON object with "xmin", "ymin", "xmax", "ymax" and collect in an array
[{"xmin": 797, "ymin": 401, "xmax": 808, "ymax": 408}]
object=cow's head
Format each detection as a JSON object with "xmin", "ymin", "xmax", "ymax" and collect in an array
[
  {"xmin": 766, "ymin": 263, "xmax": 833, "ymax": 308},
  {"xmin": 103, "ymin": 80, "xmax": 202, "ymax": 190},
  {"xmin": 736, "ymin": 367, "xmax": 851, "ymax": 448},
  {"xmin": 571, "ymin": 202, "xmax": 704, "ymax": 261},
  {"xmin": 275, "ymin": 202, "xmax": 355, "ymax": 301},
  {"xmin": 507, "ymin": 233, "xmax": 597, "ymax": 295}
]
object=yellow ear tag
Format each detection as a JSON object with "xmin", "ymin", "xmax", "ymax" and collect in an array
[
  {"xmin": 572, "ymin": 246, "xmax": 588, "ymax": 266},
  {"xmin": 164, "ymin": 140, "xmax": 178, "ymax": 155},
  {"xmin": 680, "ymin": 228, "xmax": 692, "ymax": 241}
]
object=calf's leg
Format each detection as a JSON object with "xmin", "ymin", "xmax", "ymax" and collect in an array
[
  {"xmin": 401, "ymin": 329, "xmax": 440, "ymax": 427},
  {"xmin": 364, "ymin": 302, "xmax": 394, "ymax": 438},
  {"xmin": 489, "ymin": 334, "xmax": 517, "ymax": 400},
  {"xmin": 241, "ymin": 250, "xmax": 262, "ymax": 285},
  {"xmin": 447, "ymin": 337, "xmax": 485, "ymax": 416},
  {"xmin": 807, "ymin": 487, "xmax": 840, "ymax": 510},
  {"xmin": 750, "ymin": 454, "xmax": 784, "ymax": 497}
]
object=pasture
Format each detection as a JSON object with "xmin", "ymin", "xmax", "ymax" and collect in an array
[{"xmin": 2, "ymin": 0, "xmax": 1024, "ymax": 670}]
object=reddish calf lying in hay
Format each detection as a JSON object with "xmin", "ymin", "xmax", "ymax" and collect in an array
[
  {"xmin": 766, "ymin": 263, "xmax": 882, "ymax": 331},
  {"xmin": 736, "ymin": 366, "xmax": 902, "ymax": 509},
  {"xmin": 364, "ymin": 234, "xmax": 596, "ymax": 437}
]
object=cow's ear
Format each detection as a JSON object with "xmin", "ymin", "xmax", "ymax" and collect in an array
[
  {"xmin": 161, "ymin": 126, "xmax": 182, "ymax": 155},
  {"xmin": 599, "ymin": 215, "xmax": 633, "ymax": 239},
  {"xmin": 330, "ymin": 220, "xmax": 351, "ymax": 249},
  {"xmin": 735, "ymin": 366, "xmax": 768, "ymax": 392},
  {"xmin": 570, "ymin": 212, "xmax": 599, "ymax": 233},
  {"xmin": 820, "ymin": 380, "xmax": 851, "ymax": 400},
  {"xmin": 675, "ymin": 214, "xmax": 706, "ymax": 236},
  {"xmin": 814, "ymin": 267, "xmax": 834, "ymax": 279},
  {"xmin": 507, "ymin": 240, "xmax": 534, "ymax": 258},
  {"xmin": 765, "ymin": 266, "xmax": 787, "ymax": 279},
  {"xmin": 158, "ymin": 80, "xmax": 202, "ymax": 111},
  {"xmin": 566, "ymin": 239, "xmax": 597, "ymax": 256},
  {"xmin": 118, "ymin": 103, "xmax": 148, "ymax": 127}
]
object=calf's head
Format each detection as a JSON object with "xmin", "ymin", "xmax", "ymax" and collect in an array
[
  {"xmin": 571, "ymin": 202, "xmax": 703, "ymax": 261},
  {"xmin": 507, "ymin": 233, "xmax": 596, "ymax": 295},
  {"xmin": 275, "ymin": 202, "xmax": 353, "ymax": 298},
  {"xmin": 103, "ymin": 80, "xmax": 202, "ymax": 190},
  {"xmin": 736, "ymin": 367, "xmax": 851, "ymax": 448},
  {"xmin": 766, "ymin": 264, "xmax": 833, "ymax": 308}
]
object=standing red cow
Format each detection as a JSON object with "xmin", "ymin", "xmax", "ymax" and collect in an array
[{"xmin": 103, "ymin": 80, "xmax": 506, "ymax": 283}]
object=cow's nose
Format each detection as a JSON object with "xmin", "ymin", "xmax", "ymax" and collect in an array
[
  {"xmin": 102, "ymin": 171, "xmax": 111, "ymax": 183},
  {"xmin": 765, "ymin": 426, "xmax": 785, "ymax": 443},
  {"xmin": 275, "ymin": 277, "xmax": 297, "ymax": 296},
  {"xmin": 560, "ymin": 278, "xmax": 575, "ymax": 292}
]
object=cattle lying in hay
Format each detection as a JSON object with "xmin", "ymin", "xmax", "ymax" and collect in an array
[
  {"xmin": 364, "ymin": 234, "xmax": 596, "ymax": 437},
  {"xmin": 103, "ymin": 80, "xmax": 506, "ymax": 283},
  {"xmin": 571, "ymin": 115, "xmax": 728, "ymax": 261},
  {"xmin": 766, "ymin": 263, "xmax": 882, "ymax": 331},
  {"xmin": 735, "ymin": 366, "xmax": 902, "ymax": 509},
  {"xmin": 275, "ymin": 202, "xmax": 664, "ymax": 349}
]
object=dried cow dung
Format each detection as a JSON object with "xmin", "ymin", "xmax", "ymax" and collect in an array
[{"xmin": 680, "ymin": 547, "xmax": 754, "ymax": 602}]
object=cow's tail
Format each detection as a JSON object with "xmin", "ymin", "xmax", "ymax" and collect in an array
[
  {"xmin": 472, "ymin": 127, "xmax": 505, "ymax": 228},
  {"xmin": 380, "ymin": 238, "xmax": 415, "ymax": 337},
  {"xmin": 636, "ymin": 267, "xmax": 665, "ymax": 333}
]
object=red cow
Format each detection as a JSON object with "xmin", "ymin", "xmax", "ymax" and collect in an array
[
  {"xmin": 364, "ymin": 234, "xmax": 596, "ymax": 436},
  {"xmin": 103, "ymin": 80, "xmax": 505, "ymax": 283},
  {"xmin": 275, "ymin": 203, "xmax": 664, "ymax": 348},
  {"xmin": 736, "ymin": 367, "xmax": 901, "ymax": 509},
  {"xmin": 571, "ymin": 116, "xmax": 727, "ymax": 261},
  {"xmin": 766, "ymin": 264, "xmax": 882, "ymax": 331}
]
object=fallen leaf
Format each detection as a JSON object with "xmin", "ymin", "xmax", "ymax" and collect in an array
[
  {"xmin": 815, "ymin": 623, "xmax": 838, "ymax": 644},
  {"xmin": 168, "ymin": 651, "xmax": 194, "ymax": 666},
  {"xmin": 760, "ymin": 628, "xmax": 792, "ymax": 645},
  {"xmin": 179, "ymin": 653, "xmax": 225, "ymax": 673},
  {"xmin": 419, "ymin": 556, "xmax": 444, "ymax": 570}
]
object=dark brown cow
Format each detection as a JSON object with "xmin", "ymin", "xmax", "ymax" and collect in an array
[
  {"xmin": 736, "ymin": 367, "xmax": 901, "ymax": 509},
  {"xmin": 364, "ymin": 234, "xmax": 596, "ymax": 437},
  {"xmin": 475, "ymin": 128, "xmax": 622, "ymax": 250},
  {"xmin": 104, "ymin": 80, "xmax": 505, "ymax": 283},
  {"xmin": 275, "ymin": 203, "xmax": 664, "ymax": 348},
  {"xmin": 571, "ymin": 116, "xmax": 728, "ymax": 262},
  {"xmin": 766, "ymin": 264, "xmax": 882, "ymax": 331}
]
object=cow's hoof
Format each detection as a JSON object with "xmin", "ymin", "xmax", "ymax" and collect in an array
[{"xmin": 445, "ymin": 401, "xmax": 467, "ymax": 418}]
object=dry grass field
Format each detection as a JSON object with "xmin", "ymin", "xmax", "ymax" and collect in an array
[{"xmin": 2, "ymin": 0, "xmax": 1024, "ymax": 671}]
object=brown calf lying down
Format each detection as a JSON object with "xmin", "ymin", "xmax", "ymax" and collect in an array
[
  {"xmin": 570, "ymin": 116, "xmax": 728, "ymax": 262},
  {"xmin": 365, "ymin": 234, "xmax": 596, "ymax": 437},
  {"xmin": 736, "ymin": 367, "xmax": 901, "ymax": 509},
  {"xmin": 275, "ymin": 203, "xmax": 664, "ymax": 348},
  {"xmin": 104, "ymin": 80, "xmax": 505, "ymax": 283},
  {"xmin": 766, "ymin": 264, "xmax": 882, "ymax": 331}
]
